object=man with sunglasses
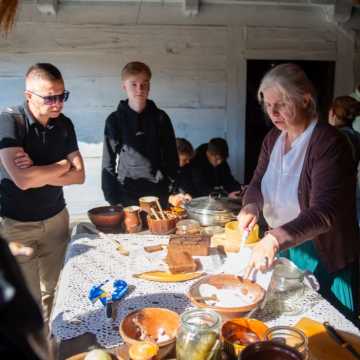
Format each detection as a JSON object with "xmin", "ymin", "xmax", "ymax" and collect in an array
[{"xmin": 0, "ymin": 63, "xmax": 85, "ymax": 333}]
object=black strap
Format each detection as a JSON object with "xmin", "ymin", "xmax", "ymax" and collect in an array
[{"xmin": 5, "ymin": 106, "xmax": 28, "ymax": 145}]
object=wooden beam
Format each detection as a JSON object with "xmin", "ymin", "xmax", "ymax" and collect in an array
[
  {"xmin": 183, "ymin": 0, "xmax": 200, "ymax": 16},
  {"xmin": 36, "ymin": 0, "xmax": 58, "ymax": 15}
]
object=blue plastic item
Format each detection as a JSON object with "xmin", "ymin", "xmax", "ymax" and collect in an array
[{"xmin": 88, "ymin": 279, "xmax": 128, "ymax": 306}]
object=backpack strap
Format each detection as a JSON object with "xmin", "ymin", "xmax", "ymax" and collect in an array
[{"xmin": 3, "ymin": 106, "xmax": 28, "ymax": 145}]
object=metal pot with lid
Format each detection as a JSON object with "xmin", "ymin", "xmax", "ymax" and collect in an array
[{"xmin": 184, "ymin": 193, "xmax": 242, "ymax": 226}]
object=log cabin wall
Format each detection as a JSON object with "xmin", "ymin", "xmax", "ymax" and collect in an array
[{"xmin": 0, "ymin": 2, "xmax": 357, "ymax": 215}]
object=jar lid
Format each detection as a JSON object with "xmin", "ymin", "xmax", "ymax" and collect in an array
[{"xmin": 185, "ymin": 196, "xmax": 241, "ymax": 215}]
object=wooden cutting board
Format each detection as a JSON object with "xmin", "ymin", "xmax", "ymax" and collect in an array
[{"xmin": 295, "ymin": 317, "xmax": 360, "ymax": 360}]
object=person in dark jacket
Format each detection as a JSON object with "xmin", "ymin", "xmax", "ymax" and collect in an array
[
  {"xmin": 101, "ymin": 61, "xmax": 179, "ymax": 207},
  {"xmin": 170, "ymin": 138, "xmax": 195, "ymax": 196},
  {"xmin": 329, "ymin": 96, "xmax": 360, "ymax": 225},
  {"xmin": 329, "ymin": 96, "xmax": 360, "ymax": 164},
  {"xmin": 190, "ymin": 138, "xmax": 241, "ymax": 197}
]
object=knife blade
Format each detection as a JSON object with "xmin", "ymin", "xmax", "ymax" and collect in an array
[{"xmin": 324, "ymin": 322, "xmax": 360, "ymax": 360}]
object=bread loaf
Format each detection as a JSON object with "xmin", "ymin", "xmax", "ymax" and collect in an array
[
  {"xmin": 168, "ymin": 234, "xmax": 210, "ymax": 256},
  {"xmin": 166, "ymin": 250, "xmax": 197, "ymax": 274}
]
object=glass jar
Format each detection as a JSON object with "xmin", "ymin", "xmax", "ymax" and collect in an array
[
  {"xmin": 268, "ymin": 262, "xmax": 306, "ymax": 316},
  {"xmin": 176, "ymin": 219, "xmax": 201, "ymax": 235},
  {"xmin": 176, "ymin": 308, "xmax": 222, "ymax": 360},
  {"xmin": 264, "ymin": 326, "xmax": 309, "ymax": 360}
]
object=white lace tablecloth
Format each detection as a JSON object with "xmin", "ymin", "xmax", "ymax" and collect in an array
[{"xmin": 51, "ymin": 227, "xmax": 360, "ymax": 348}]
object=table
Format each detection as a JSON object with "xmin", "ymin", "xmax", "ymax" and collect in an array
[{"xmin": 51, "ymin": 223, "xmax": 360, "ymax": 359}]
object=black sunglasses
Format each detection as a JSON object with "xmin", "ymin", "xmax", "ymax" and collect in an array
[{"xmin": 28, "ymin": 90, "xmax": 70, "ymax": 105}]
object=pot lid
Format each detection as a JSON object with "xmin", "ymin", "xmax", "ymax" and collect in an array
[{"xmin": 185, "ymin": 196, "xmax": 242, "ymax": 215}]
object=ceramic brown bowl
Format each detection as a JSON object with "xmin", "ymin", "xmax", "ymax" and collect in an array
[
  {"xmin": 88, "ymin": 205, "xmax": 124, "ymax": 231},
  {"xmin": 147, "ymin": 213, "xmax": 178, "ymax": 235},
  {"xmin": 221, "ymin": 318, "xmax": 268, "ymax": 357},
  {"xmin": 188, "ymin": 274, "xmax": 266, "ymax": 320},
  {"xmin": 239, "ymin": 341, "xmax": 303, "ymax": 360},
  {"xmin": 119, "ymin": 307, "xmax": 180, "ymax": 360}
]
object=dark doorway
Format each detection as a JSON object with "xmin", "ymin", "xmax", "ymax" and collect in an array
[{"xmin": 245, "ymin": 60, "xmax": 335, "ymax": 183}]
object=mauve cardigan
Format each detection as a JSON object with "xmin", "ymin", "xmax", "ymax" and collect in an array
[{"xmin": 243, "ymin": 122, "xmax": 359, "ymax": 273}]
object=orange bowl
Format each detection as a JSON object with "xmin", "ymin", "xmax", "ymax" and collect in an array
[
  {"xmin": 188, "ymin": 274, "xmax": 265, "ymax": 320},
  {"xmin": 221, "ymin": 318, "xmax": 268, "ymax": 357},
  {"xmin": 119, "ymin": 307, "xmax": 180, "ymax": 359},
  {"xmin": 88, "ymin": 205, "xmax": 123, "ymax": 231}
]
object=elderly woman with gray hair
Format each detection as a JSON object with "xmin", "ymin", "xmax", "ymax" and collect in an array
[{"xmin": 238, "ymin": 63, "xmax": 359, "ymax": 317}]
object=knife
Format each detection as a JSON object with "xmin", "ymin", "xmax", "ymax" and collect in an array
[{"xmin": 324, "ymin": 322, "xmax": 360, "ymax": 359}]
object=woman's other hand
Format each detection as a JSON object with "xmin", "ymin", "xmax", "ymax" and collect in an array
[
  {"xmin": 237, "ymin": 203, "xmax": 259, "ymax": 230},
  {"xmin": 169, "ymin": 193, "xmax": 192, "ymax": 207},
  {"xmin": 243, "ymin": 233, "xmax": 279, "ymax": 278}
]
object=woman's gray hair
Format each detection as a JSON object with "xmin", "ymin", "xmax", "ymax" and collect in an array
[{"xmin": 258, "ymin": 63, "xmax": 318, "ymax": 119}]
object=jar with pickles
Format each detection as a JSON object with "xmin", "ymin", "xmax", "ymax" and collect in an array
[{"xmin": 176, "ymin": 308, "xmax": 221, "ymax": 360}]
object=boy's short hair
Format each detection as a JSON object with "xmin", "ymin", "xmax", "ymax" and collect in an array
[
  {"xmin": 121, "ymin": 61, "xmax": 152, "ymax": 80},
  {"xmin": 207, "ymin": 138, "xmax": 229, "ymax": 160},
  {"xmin": 176, "ymin": 138, "xmax": 194, "ymax": 156},
  {"xmin": 25, "ymin": 63, "xmax": 63, "ymax": 82}
]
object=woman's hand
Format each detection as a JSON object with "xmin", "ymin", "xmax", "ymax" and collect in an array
[
  {"xmin": 13, "ymin": 150, "xmax": 33, "ymax": 169},
  {"xmin": 169, "ymin": 193, "xmax": 192, "ymax": 207},
  {"xmin": 237, "ymin": 203, "xmax": 259, "ymax": 230},
  {"xmin": 244, "ymin": 233, "xmax": 279, "ymax": 278}
]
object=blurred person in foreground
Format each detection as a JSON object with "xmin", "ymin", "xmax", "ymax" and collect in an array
[
  {"xmin": 238, "ymin": 63, "xmax": 359, "ymax": 319},
  {"xmin": 1, "ymin": 237, "xmax": 49, "ymax": 359}
]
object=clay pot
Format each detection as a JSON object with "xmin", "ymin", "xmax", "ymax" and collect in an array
[{"xmin": 123, "ymin": 206, "xmax": 142, "ymax": 233}]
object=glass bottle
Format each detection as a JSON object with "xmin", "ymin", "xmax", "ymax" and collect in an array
[{"xmin": 176, "ymin": 308, "xmax": 221, "ymax": 360}]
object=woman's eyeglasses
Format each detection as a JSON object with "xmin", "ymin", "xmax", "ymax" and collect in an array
[{"xmin": 27, "ymin": 90, "xmax": 70, "ymax": 105}]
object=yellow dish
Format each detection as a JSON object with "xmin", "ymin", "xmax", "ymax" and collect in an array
[
  {"xmin": 133, "ymin": 271, "xmax": 204, "ymax": 282},
  {"xmin": 225, "ymin": 222, "xmax": 259, "ymax": 244}
]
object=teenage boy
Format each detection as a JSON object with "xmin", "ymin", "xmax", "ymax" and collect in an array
[
  {"xmin": 0, "ymin": 63, "xmax": 85, "ymax": 326},
  {"xmin": 191, "ymin": 137, "xmax": 241, "ymax": 197},
  {"xmin": 102, "ymin": 61, "xmax": 178, "ymax": 207}
]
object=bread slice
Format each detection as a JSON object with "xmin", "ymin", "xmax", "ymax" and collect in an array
[{"xmin": 166, "ymin": 250, "xmax": 197, "ymax": 274}]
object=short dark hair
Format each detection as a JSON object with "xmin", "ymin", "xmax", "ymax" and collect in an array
[
  {"xmin": 121, "ymin": 61, "xmax": 152, "ymax": 80},
  {"xmin": 25, "ymin": 63, "xmax": 63, "ymax": 82},
  {"xmin": 176, "ymin": 138, "xmax": 194, "ymax": 156},
  {"xmin": 207, "ymin": 138, "xmax": 229, "ymax": 159},
  {"xmin": 331, "ymin": 96, "xmax": 360, "ymax": 126}
]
